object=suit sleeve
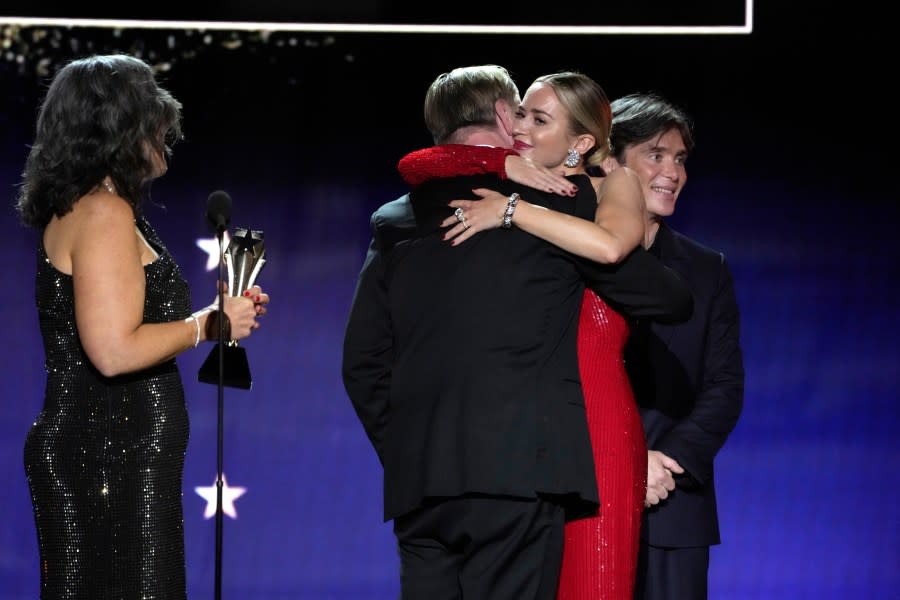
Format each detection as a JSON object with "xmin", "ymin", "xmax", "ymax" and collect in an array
[
  {"xmin": 577, "ymin": 248, "xmax": 694, "ymax": 324},
  {"xmin": 341, "ymin": 216, "xmax": 393, "ymax": 464},
  {"xmin": 656, "ymin": 255, "xmax": 744, "ymax": 487}
]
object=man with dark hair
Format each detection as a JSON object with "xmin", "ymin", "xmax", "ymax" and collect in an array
[{"xmin": 606, "ymin": 93, "xmax": 745, "ymax": 600}]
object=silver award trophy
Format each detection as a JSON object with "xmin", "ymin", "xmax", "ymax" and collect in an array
[{"xmin": 198, "ymin": 227, "xmax": 267, "ymax": 390}]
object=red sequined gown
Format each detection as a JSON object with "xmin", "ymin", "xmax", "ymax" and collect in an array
[
  {"xmin": 398, "ymin": 145, "xmax": 647, "ymax": 600},
  {"xmin": 558, "ymin": 289, "xmax": 646, "ymax": 600}
]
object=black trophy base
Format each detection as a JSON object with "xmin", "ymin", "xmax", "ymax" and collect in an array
[{"xmin": 198, "ymin": 344, "xmax": 252, "ymax": 390}]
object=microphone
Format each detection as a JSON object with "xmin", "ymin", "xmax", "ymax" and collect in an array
[{"xmin": 206, "ymin": 190, "xmax": 232, "ymax": 234}]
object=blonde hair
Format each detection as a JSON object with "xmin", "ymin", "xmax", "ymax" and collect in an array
[{"xmin": 533, "ymin": 71, "xmax": 612, "ymax": 168}]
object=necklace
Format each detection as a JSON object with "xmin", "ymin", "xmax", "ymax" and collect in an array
[{"xmin": 102, "ymin": 179, "xmax": 115, "ymax": 194}]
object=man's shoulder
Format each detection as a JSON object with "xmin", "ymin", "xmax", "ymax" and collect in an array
[
  {"xmin": 410, "ymin": 174, "xmax": 507, "ymax": 218},
  {"xmin": 372, "ymin": 194, "xmax": 413, "ymax": 227},
  {"xmin": 415, "ymin": 173, "xmax": 505, "ymax": 194},
  {"xmin": 666, "ymin": 225, "xmax": 727, "ymax": 265}
]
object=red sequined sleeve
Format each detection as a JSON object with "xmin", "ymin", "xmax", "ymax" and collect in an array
[{"xmin": 397, "ymin": 144, "xmax": 518, "ymax": 187}]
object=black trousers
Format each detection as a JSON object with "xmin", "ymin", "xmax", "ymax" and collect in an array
[
  {"xmin": 634, "ymin": 543, "xmax": 710, "ymax": 600},
  {"xmin": 393, "ymin": 495, "xmax": 565, "ymax": 600}
]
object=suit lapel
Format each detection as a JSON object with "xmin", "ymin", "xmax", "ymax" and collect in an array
[{"xmin": 651, "ymin": 223, "xmax": 691, "ymax": 347}]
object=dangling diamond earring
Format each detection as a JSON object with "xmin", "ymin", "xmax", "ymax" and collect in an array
[{"xmin": 564, "ymin": 148, "xmax": 581, "ymax": 168}]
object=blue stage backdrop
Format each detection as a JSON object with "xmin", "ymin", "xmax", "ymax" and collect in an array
[{"xmin": 1, "ymin": 17, "xmax": 897, "ymax": 599}]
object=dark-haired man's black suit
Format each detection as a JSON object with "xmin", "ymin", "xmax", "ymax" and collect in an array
[{"xmin": 628, "ymin": 222, "xmax": 744, "ymax": 600}]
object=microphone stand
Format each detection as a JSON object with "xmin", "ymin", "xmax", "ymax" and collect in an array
[
  {"xmin": 198, "ymin": 194, "xmax": 258, "ymax": 599},
  {"xmin": 213, "ymin": 225, "xmax": 226, "ymax": 600}
]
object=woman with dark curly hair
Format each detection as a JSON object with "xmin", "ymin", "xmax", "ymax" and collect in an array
[{"xmin": 17, "ymin": 54, "xmax": 270, "ymax": 599}]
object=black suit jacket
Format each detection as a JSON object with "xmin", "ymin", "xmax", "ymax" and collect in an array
[
  {"xmin": 626, "ymin": 222, "xmax": 744, "ymax": 548},
  {"xmin": 343, "ymin": 174, "xmax": 692, "ymax": 522}
]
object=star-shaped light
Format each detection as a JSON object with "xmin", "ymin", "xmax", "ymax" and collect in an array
[
  {"xmin": 194, "ymin": 473, "xmax": 247, "ymax": 519},
  {"xmin": 196, "ymin": 230, "xmax": 231, "ymax": 272}
]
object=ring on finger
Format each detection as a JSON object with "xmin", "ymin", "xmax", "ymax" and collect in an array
[
  {"xmin": 454, "ymin": 207, "xmax": 465, "ymax": 223},
  {"xmin": 462, "ymin": 218, "xmax": 470, "ymax": 230}
]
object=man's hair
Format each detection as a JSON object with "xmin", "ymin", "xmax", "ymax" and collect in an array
[
  {"xmin": 424, "ymin": 65, "xmax": 520, "ymax": 145},
  {"xmin": 609, "ymin": 93, "xmax": 694, "ymax": 163}
]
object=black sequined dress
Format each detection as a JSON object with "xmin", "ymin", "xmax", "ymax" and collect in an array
[{"xmin": 24, "ymin": 217, "xmax": 191, "ymax": 600}]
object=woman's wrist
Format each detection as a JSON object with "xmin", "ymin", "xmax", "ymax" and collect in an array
[
  {"xmin": 203, "ymin": 309, "xmax": 231, "ymax": 342},
  {"xmin": 189, "ymin": 305, "xmax": 215, "ymax": 344},
  {"xmin": 184, "ymin": 314, "xmax": 201, "ymax": 348},
  {"xmin": 501, "ymin": 192, "xmax": 521, "ymax": 229}
]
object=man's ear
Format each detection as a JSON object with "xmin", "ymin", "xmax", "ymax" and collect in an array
[
  {"xmin": 495, "ymin": 99, "xmax": 515, "ymax": 135},
  {"xmin": 601, "ymin": 156, "xmax": 621, "ymax": 174}
]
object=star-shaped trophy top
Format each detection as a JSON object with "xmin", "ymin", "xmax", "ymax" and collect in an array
[
  {"xmin": 226, "ymin": 227, "xmax": 265, "ymax": 260},
  {"xmin": 224, "ymin": 227, "xmax": 266, "ymax": 296}
]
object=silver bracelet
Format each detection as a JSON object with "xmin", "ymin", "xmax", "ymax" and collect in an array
[
  {"xmin": 184, "ymin": 314, "xmax": 201, "ymax": 348},
  {"xmin": 502, "ymin": 192, "xmax": 520, "ymax": 229}
]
